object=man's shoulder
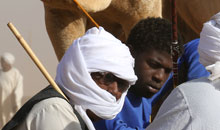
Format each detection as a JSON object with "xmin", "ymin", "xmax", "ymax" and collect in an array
[
  {"xmin": 27, "ymin": 86, "xmax": 72, "ymax": 115},
  {"xmin": 26, "ymin": 97, "xmax": 76, "ymax": 119},
  {"xmin": 178, "ymin": 77, "xmax": 211, "ymax": 90},
  {"xmin": 182, "ymin": 38, "xmax": 200, "ymax": 58},
  {"xmin": 174, "ymin": 78, "xmax": 220, "ymax": 125},
  {"xmin": 30, "ymin": 97, "xmax": 72, "ymax": 114},
  {"xmin": 184, "ymin": 38, "xmax": 199, "ymax": 49},
  {"xmin": 174, "ymin": 77, "xmax": 215, "ymax": 104},
  {"xmin": 10, "ymin": 67, "xmax": 23, "ymax": 77},
  {"xmin": 18, "ymin": 97, "xmax": 82, "ymax": 130}
]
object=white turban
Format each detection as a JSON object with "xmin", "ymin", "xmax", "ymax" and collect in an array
[
  {"xmin": 198, "ymin": 12, "xmax": 220, "ymax": 81},
  {"xmin": 1, "ymin": 52, "xmax": 15, "ymax": 65},
  {"xmin": 55, "ymin": 27, "xmax": 137, "ymax": 130}
]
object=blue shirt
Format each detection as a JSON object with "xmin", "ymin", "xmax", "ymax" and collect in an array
[{"xmin": 94, "ymin": 39, "xmax": 210, "ymax": 130}]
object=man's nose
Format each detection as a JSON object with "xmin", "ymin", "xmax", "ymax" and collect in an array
[
  {"xmin": 107, "ymin": 82, "xmax": 122, "ymax": 100},
  {"xmin": 153, "ymin": 68, "xmax": 165, "ymax": 83}
]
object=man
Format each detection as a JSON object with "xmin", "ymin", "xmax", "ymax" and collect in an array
[
  {"xmin": 2, "ymin": 27, "xmax": 137, "ymax": 130},
  {"xmin": 146, "ymin": 12, "xmax": 220, "ymax": 130},
  {"xmin": 0, "ymin": 52, "xmax": 23, "ymax": 129},
  {"xmin": 94, "ymin": 17, "xmax": 209, "ymax": 130}
]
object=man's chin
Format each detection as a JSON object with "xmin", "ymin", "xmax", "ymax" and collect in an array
[
  {"xmin": 141, "ymin": 85, "xmax": 160, "ymax": 98},
  {"xmin": 143, "ymin": 92, "xmax": 155, "ymax": 98},
  {"xmin": 134, "ymin": 90, "xmax": 155, "ymax": 98},
  {"xmin": 129, "ymin": 84, "xmax": 160, "ymax": 98}
]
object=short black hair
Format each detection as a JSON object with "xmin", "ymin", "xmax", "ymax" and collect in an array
[{"xmin": 127, "ymin": 17, "xmax": 183, "ymax": 55}]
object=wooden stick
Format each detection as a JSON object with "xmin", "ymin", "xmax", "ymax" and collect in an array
[
  {"xmin": 72, "ymin": 0, "xmax": 99, "ymax": 28},
  {"xmin": 171, "ymin": 0, "xmax": 179, "ymax": 88},
  {"xmin": 7, "ymin": 22, "xmax": 68, "ymax": 100}
]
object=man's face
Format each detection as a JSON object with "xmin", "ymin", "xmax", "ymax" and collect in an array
[
  {"xmin": 89, "ymin": 72, "xmax": 129, "ymax": 121},
  {"xmin": 1, "ymin": 58, "xmax": 11, "ymax": 72},
  {"xmin": 91, "ymin": 72, "xmax": 129, "ymax": 100},
  {"xmin": 131, "ymin": 49, "xmax": 172, "ymax": 98}
]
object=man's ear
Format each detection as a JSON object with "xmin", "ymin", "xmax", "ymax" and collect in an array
[{"xmin": 127, "ymin": 44, "xmax": 136, "ymax": 57}]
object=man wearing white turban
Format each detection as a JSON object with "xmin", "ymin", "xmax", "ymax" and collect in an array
[
  {"xmin": 0, "ymin": 52, "xmax": 23, "ymax": 129},
  {"xmin": 2, "ymin": 27, "xmax": 137, "ymax": 130},
  {"xmin": 146, "ymin": 12, "xmax": 220, "ymax": 130}
]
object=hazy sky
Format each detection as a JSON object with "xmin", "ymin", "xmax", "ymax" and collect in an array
[{"xmin": 1, "ymin": 0, "xmax": 58, "ymax": 100}]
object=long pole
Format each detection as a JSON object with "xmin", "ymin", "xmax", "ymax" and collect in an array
[
  {"xmin": 72, "ymin": 0, "xmax": 99, "ymax": 28},
  {"xmin": 171, "ymin": 0, "xmax": 179, "ymax": 88},
  {"xmin": 7, "ymin": 22, "xmax": 68, "ymax": 100}
]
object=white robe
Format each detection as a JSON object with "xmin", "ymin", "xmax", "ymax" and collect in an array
[
  {"xmin": 0, "ymin": 68, "xmax": 23, "ymax": 129},
  {"xmin": 146, "ymin": 77, "xmax": 220, "ymax": 130}
]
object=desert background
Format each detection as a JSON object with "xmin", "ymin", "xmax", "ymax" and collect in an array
[{"xmin": 1, "ymin": 0, "xmax": 58, "ymax": 104}]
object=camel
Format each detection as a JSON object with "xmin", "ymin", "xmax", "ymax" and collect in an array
[
  {"xmin": 42, "ymin": 0, "xmax": 220, "ymax": 60},
  {"xmin": 163, "ymin": 0, "xmax": 220, "ymax": 43},
  {"xmin": 41, "ymin": 0, "xmax": 162, "ymax": 60}
]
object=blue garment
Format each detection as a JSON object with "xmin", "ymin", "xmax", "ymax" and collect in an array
[
  {"xmin": 94, "ymin": 92, "xmax": 151, "ymax": 130},
  {"xmin": 94, "ymin": 39, "xmax": 210, "ymax": 130}
]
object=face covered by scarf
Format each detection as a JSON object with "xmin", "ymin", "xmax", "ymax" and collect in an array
[
  {"xmin": 198, "ymin": 12, "xmax": 220, "ymax": 81},
  {"xmin": 55, "ymin": 27, "xmax": 137, "ymax": 130}
]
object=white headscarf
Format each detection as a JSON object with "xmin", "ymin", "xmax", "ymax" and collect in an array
[
  {"xmin": 55, "ymin": 27, "xmax": 137, "ymax": 130},
  {"xmin": 198, "ymin": 12, "xmax": 220, "ymax": 81},
  {"xmin": 1, "ymin": 52, "xmax": 15, "ymax": 65}
]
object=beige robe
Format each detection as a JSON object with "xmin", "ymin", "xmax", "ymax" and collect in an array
[
  {"xmin": 15, "ymin": 97, "xmax": 82, "ymax": 130},
  {"xmin": 0, "ymin": 68, "xmax": 23, "ymax": 129}
]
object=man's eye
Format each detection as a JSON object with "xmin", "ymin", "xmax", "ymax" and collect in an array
[
  {"xmin": 117, "ymin": 80, "xmax": 129, "ymax": 92},
  {"xmin": 104, "ymin": 73, "xmax": 116, "ymax": 83},
  {"xmin": 147, "ymin": 61, "xmax": 160, "ymax": 69}
]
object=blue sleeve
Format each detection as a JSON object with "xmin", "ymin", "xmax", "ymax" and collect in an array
[{"xmin": 181, "ymin": 38, "xmax": 210, "ymax": 80}]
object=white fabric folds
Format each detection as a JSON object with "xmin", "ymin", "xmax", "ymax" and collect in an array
[
  {"xmin": 55, "ymin": 27, "xmax": 137, "ymax": 130},
  {"xmin": 198, "ymin": 12, "xmax": 220, "ymax": 81},
  {"xmin": 206, "ymin": 61, "xmax": 220, "ymax": 81}
]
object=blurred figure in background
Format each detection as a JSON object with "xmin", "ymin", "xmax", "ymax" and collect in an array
[{"xmin": 0, "ymin": 52, "xmax": 23, "ymax": 129}]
